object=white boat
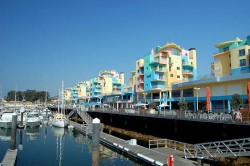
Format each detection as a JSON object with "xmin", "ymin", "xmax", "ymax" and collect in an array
[
  {"xmin": 26, "ymin": 112, "xmax": 41, "ymax": 127},
  {"xmin": 52, "ymin": 113, "xmax": 69, "ymax": 128},
  {"xmin": 52, "ymin": 81, "xmax": 69, "ymax": 128},
  {"xmin": 41, "ymin": 108, "xmax": 52, "ymax": 117},
  {"xmin": 0, "ymin": 112, "xmax": 16, "ymax": 128}
]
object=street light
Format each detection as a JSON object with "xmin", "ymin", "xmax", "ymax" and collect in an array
[
  {"xmin": 143, "ymin": 92, "xmax": 147, "ymax": 104},
  {"xmin": 116, "ymin": 96, "xmax": 119, "ymax": 110},
  {"xmin": 194, "ymin": 87, "xmax": 200, "ymax": 111}
]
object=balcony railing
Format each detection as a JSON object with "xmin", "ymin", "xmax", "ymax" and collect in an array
[
  {"xmin": 182, "ymin": 71, "xmax": 194, "ymax": 76},
  {"xmin": 182, "ymin": 63, "xmax": 194, "ymax": 68}
]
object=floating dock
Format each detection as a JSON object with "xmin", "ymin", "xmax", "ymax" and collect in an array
[
  {"xmin": 70, "ymin": 121, "xmax": 196, "ymax": 166},
  {"xmin": 0, "ymin": 149, "xmax": 17, "ymax": 166}
]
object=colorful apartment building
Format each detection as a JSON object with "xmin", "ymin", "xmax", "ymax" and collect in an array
[
  {"xmin": 135, "ymin": 43, "xmax": 197, "ymax": 104},
  {"xmin": 65, "ymin": 35, "xmax": 250, "ymax": 112},
  {"xmin": 211, "ymin": 36, "xmax": 250, "ymax": 77}
]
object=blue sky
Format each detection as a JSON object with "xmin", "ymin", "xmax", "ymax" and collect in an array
[{"xmin": 0, "ymin": 0, "xmax": 249, "ymax": 97}]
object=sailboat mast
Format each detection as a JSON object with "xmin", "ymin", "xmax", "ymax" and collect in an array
[
  {"xmin": 61, "ymin": 81, "xmax": 64, "ymax": 115},
  {"xmin": 45, "ymin": 89, "xmax": 47, "ymax": 109},
  {"xmin": 58, "ymin": 89, "xmax": 60, "ymax": 113}
]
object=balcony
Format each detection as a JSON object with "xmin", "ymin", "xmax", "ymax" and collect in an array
[
  {"xmin": 138, "ymin": 79, "xmax": 144, "ymax": 83},
  {"xmin": 139, "ymin": 64, "xmax": 144, "ymax": 68},
  {"xmin": 152, "ymin": 77, "xmax": 165, "ymax": 82},
  {"xmin": 182, "ymin": 63, "xmax": 194, "ymax": 68},
  {"xmin": 139, "ymin": 72, "xmax": 144, "ymax": 76},
  {"xmin": 182, "ymin": 71, "xmax": 194, "ymax": 76},
  {"xmin": 152, "ymin": 85, "xmax": 162, "ymax": 90},
  {"xmin": 155, "ymin": 68, "xmax": 165, "ymax": 73},
  {"xmin": 113, "ymin": 90, "xmax": 122, "ymax": 94},
  {"xmin": 113, "ymin": 86, "xmax": 121, "ymax": 90},
  {"xmin": 93, "ymin": 89, "xmax": 102, "ymax": 93},
  {"xmin": 95, "ymin": 85, "xmax": 102, "ymax": 89},
  {"xmin": 150, "ymin": 59, "xmax": 167, "ymax": 66}
]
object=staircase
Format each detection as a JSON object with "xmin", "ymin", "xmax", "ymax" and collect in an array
[{"xmin": 68, "ymin": 109, "xmax": 92, "ymax": 124}]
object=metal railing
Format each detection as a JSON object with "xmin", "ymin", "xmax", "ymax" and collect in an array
[
  {"xmin": 83, "ymin": 108, "xmax": 250, "ymax": 124},
  {"xmin": 184, "ymin": 137, "xmax": 250, "ymax": 158},
  {"xmin": 149, "ymin": 138, "xmax": 193, "ymax": 152},
  {"xmin": 149, "ymin": 137, "xmax": 250, "ymax": 159},
  {"xmin": 69, "ymin": 121, "xmax": 93, "ymax": 134}
]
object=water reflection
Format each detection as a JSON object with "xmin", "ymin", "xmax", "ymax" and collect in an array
[
  {"xmin": 0, "ymin": 128, "xmax": 11, "ymax": 141},
  {"xmin": 0, "ymin": 125, "xmax": 142, "ymax": 166},
  {"xmin": 18, "ymin": 130, "xmax": 23, "ymax": 150},
  {"xmin": 51, "ymin": 126, "xmax": 66, "ymax": 166},
  {"xmin": 25, "ymin": 126, "xmax": 40, "ymax": 140}
]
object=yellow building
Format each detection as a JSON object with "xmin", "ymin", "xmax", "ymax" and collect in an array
[{"xmin": 212, "ymin": 36, "xmax": 250, "ymax": 77}]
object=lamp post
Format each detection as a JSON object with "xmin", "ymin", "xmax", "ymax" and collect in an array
[
  {"xmin": 194, "ymin": 87, "xmax": 200, "ymax": 111},
  {"xmin": 143, "ymin": 92, "xmax": 147, "ymax": 104},
  {"xmin": 116, "ymin": 96, "xmax": 119, "ymax": 110}
]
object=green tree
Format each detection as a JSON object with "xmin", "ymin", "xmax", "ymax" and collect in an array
[
  {"xmin": 6, "ymin": 90, "xmax": 15, "ymax": 101},
  {"xmin": 16, "ymin": 91, "xmax": 23, "ymax": 101},
  {"xmin": 178, "ymin": 101, "xmax": 188, "ymax": 110},
  {"xmin": 24, "ymin": 90, "xmax": 37, "ymax": 102},
  {"xmin": 230, "ymin": 93, "xmax": 242, "ymax": 111},
  {"xmin": 6, "ymin": 90, "xmax": 51, "ymax": 102}
]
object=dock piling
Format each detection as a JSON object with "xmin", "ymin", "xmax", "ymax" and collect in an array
[
  {"xmin": 92, "ymin": 118, "xmax": 100, "ymax": 166},
  {"xmin": 10, "ymin": 114, "xmax": 17, "ymax": 150}
]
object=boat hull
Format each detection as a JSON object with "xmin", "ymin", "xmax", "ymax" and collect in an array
[
  {"xmin": 0, "ymin": 121, "xmax": 12, "ymax": 129},
  {"xmin": 52, "ymin": 120, "xmax": 69, "ymax": 128},
  {"xmin": 26, "ymin": 121, "xmax": 41, "ymax": 127}
]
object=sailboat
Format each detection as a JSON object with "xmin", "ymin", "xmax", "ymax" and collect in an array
[{"xmin": 52, "ymin": 81, "xmax": 69, "ymax": 128}]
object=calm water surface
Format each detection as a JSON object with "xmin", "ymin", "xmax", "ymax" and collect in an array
[{"xmin": 0, "ymin": 125, "xmax": 142, "ymax": 166}]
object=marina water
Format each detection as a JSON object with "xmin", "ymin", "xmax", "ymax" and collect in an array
[{"xmin": 0, "ymin": 125, "xmax": 143, "ymax": 166}]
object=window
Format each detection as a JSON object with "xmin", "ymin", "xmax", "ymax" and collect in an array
[
  {"xmin": 137, "ymin": 62, "xmax": 139, "ymax": 66},
  {"xmin": 240, "ymin": 59, "xmax": 246, "ymax": 66},
  {"xmin": 170, "ymin": 74, "xmax": 174, "ymax": 77},
  {"xmin": 169, "ymin": 66, "xmax": 172, "ymax": 71},
  {"xmin": 239, "ymin": 49, "xmax": 245, "ymax": 56},
  {"xmin": 177, "ymin": 67, "xmax": 180, "ymax": 70},
  {"xmin": 214, "ymin": 58, "xmax": 220, "ymax": 63},
  {"xmin": 223, "ymin": 46, "xmax": 229, "ymax": 52},
  {"xmin": 229, "ymin": 63, "xmax": 231, "ymax": 67},
  {"xmin": 177, "ymin": 75, "xmax": 180, "ymax": 78},
  {"xmin": 146, "ymin": 67, "xmax": 148, "ymax": 70},
  {"xmin": 137, "ymin": 70, "xmax": 139, "ymax": 73},
  {"xmin": 229, "ymin": 54, "xmax": 231, "ymax": 58},
  {"xmin": 248, "ymin": 49, "xmax": 250, "ymax": 55}
]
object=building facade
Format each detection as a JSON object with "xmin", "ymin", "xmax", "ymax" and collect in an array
[{"xmin": 212, "ymin": 36, "xmax": 250, "ymax": 77}]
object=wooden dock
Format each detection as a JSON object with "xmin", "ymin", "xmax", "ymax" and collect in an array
[
  {"xmin": 70, "ymin": 121, "xmax": 196, "ymax": 166},
  {"xmin": 0, "ymin": 149, "xmax": 17, "ymax": 166}
]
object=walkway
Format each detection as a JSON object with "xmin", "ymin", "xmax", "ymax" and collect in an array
[{"xmin": 70, "ymin": 120, "xmax": 196, "ymax": 166}]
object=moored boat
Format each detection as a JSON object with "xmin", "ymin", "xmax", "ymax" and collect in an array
[
  {"xmin": 26, "ymin": 112, "xmax": 41, "ymax": 127},
  {"xmin": 0, "ymin": 112, "xmax": 16, "ymax": 128}
]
